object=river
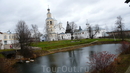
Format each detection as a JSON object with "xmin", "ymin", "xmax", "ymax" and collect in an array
[{"xmin": 17, "ymin": 44, "xmax": 120, "ymax": 73}]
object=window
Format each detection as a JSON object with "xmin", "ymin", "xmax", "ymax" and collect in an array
[
  {"xmin": 4, "ymin": 35, "xmax": 6, "ymax": 39},
  {"xmin": 12, "ymin": 36, "xmax": 14, "ymax": 39},
  {"xmin": 50, "ymin": 21, "xmax": 52, "ymax": 25},
  {"xmin": 4, "ymin": 41, "xmax": 7, "ymax": 44},
  {"xmin": 9, "ymin": 36, "xmax": 11, "ymax": 39},
  {"xmin": 47, "ymin": 21, "xmax": 49, "ymax": 25}
]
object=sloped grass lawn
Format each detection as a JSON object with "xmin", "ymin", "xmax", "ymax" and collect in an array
[
  {"xmin": 0, "ymin": 49, "xmax": 15, "ymax": 58},
  {"xmin": 114, "ymin": 54, "xmax": 130, "ymax": 73},
  {"xmin": 32, "ymin": 39, "xmax": 119, "ymax": 50},
  {"xmin": 0, "ymin": 49, "xmax": 15, "ymax": 52}
]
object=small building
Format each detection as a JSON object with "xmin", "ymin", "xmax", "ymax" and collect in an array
[
  {"xmin": 0, "ymin": 31, "xmax": 17, "ymax": 49},
  {"xmin": 107, "ymin": 30, "xmax": 130, "ymax": 38},
  {"xmin": 58, "ymin": 33, "xmax": 71, "ymax": 40}
]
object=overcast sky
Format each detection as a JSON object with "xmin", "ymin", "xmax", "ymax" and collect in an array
[{"xmin": 0, "ymin": 0, "xmax": 130, "ymax": 33}]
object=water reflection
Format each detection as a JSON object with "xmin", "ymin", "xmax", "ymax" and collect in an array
[
  {"xmin": 17, "ymin": 44, "xmax": 120, "ymax": 73},
  {"xmin": 89, "ymin": 51, "xmax": 95, "ymax": 58},
  {"xmin": 48, "ymin": 55, "xmax": 58, "ymax": 73},
  {"xmin": 68, "ymin": 51, "xmax": 78, "ymax": 66}
]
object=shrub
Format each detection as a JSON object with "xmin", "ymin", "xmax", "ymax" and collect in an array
[
  {"xmin": 0, "ymin": 58, "xmax": 18, "ymax": 73},
  {"xmin": 116, "ymin": 41, "xmax": 130, "ymax": 54},
  {"xmin": 20, "ymin": 47, "xmax": 34, "ymax": 58},
  {"xmin": 87, "ymin": 51, "xmax": 116, "ymax": 73}
]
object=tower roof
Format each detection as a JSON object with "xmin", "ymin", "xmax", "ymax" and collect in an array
[
  {"xmin": 47, "ymin": 8, "xmax": 50, "ymax": 12},
  {"xmin": 47, "ymin": 7, "xmax": 52, "ymax": 18}
]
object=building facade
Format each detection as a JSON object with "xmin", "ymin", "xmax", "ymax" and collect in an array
[
  {"xmin": 0, "ymin": 31, "xmax": 16, "ymax": 49},
  {"xmin": 45, "ymin": 8, "xmax": 106, "ymax": 41},
  {"xmin": 45, "ymin": 8, "xmax": 71, "ymax": 41}
]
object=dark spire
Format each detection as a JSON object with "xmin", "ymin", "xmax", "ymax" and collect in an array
[
  {"xmin": 65, "ymin": 21, "xmax": 71, "ymax": 33},
  {"xmin": 47, "ymin": 5, "xmax": 50, "ymax": 12},
  {"xmin": 125, "ymin": 0, "xmax": 130, "ymax": 3},
  {"xmin": 79, "ymin": 26, "xmax": 82, "ymax": 31},
  {"xmin": 47, "ymin": 8, "xmax": 50, "ymax": 12}
]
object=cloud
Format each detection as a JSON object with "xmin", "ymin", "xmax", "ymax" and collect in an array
[{"xmin": 0, "ymin": 0, "xmax": 130, "ymax": 33}]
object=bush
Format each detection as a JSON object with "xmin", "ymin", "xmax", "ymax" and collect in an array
[
  {"xmin": 21, "ymin": 47, "xmax": 34, "ymax": 58},
  {"xmin": 116, "ymin": 41, "xmax": 130, "ymax": 54},
  {"xmin": 0, "ymin": 58, "xmax": 18, "ymax": 73},
  {"xmin": 87, "ymin": 51, "xmax": 116, "ymax": 73}
]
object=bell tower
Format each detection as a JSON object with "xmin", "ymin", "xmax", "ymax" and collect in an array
[
  {"xmin": 46, "ymin": 8, "xmax": 55, "ymax": 33},
  {"xmin": 47, "ymin": 8, "xmax": 52, "ymax": 18}
]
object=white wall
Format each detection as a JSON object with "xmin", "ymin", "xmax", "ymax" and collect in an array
[{"xmin": 0, "ymin": 32, "xmax": 17, "ymax": 49}]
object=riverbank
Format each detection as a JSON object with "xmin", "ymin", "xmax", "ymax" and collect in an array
[
  {"xmin": 32, "ymin": 39, "xmax": 119, "ymax": 50},
  {"xmin": 0, "ymin": 39, "xmax": 123, "ymax": 73},
  {"xmin": 87, "ymin": 40, "xmax": 130, "ymax": 73},
  {"xmin": 34, "ymin": 40, "xmax": 121, "ymax": 58},
  {"xmin": 115, "ymin": 53, "xmax": 130, "ymax": 73},
  {"xmin": 33, "ymin": 40, "xmax": 130, "ymax": 73}
]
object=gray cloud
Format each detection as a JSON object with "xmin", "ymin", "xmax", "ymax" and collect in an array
[{"xmin": 0, "ymin": 0, "xmax": 130, "ymax": 33}]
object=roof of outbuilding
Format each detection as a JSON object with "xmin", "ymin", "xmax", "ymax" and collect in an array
[{"xmin": 0, "ymin": 32, "xmax": 3, "ymax": 34}]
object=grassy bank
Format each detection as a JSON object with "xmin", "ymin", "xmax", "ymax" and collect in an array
[
  {"xmin": 114, "ymin": 53, "xmax": 130, "ymax": 73},
  {"xmin": 32, "ymin": 39, "xmax": 121, "ymax": 58},
  {"xmin": 0, "ymin": 49, "xmax": 15, "ymax": 58},
  {"xmin": 0, "ymin": 49, "xmax": 15, "ymax": 52},
  {"xmin": 0, "ymin": 54, "xmax": 4, "ymax": 58},
  {"xmin": 32, "ymin": 39, "xmax": 120, "ymax": 51},
  {"xmin": 32, "ymin": 39, "xmax": 130, "ymax": 73}
]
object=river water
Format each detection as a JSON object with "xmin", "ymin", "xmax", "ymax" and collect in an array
[{"xmin": 17, "ymin": 44, "xmax": 120, "ymax": 73}]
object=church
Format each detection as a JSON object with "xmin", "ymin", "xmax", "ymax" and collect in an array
[
  {"xmin": 45, "ymin": 8, "xmax": 71, "ymax": 41},
  {"xmin": 45, "ymin": 8, "xmax": 106, "ymax": 41}
]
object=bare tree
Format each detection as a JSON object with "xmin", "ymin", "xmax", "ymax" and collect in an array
[
  {"xmin": 69, "ymin": 22, "xmax": 77, "ymax": 40},
  {"xmin": 87, "ymin": 24, "xmax": 100, "ymax": 39},
  {"xmin": 15, "ymin": 20, "xmax": 33, "ymax": 58},
  {"xmin": 31, "ymin": 24, "xmax": 42, "ymax": 43},
  {"xmin": 115, "ymin": 16, "xmax": 124, "ymax": 41},
  {"xmin": 43, "ymin": 23, "xmax": 50, "ymax": 41},
  {"xmin": 125, "ymin": 0, "xmax": 130, "ymax": 3}
]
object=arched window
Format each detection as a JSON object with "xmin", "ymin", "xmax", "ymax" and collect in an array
[
  {"xmin": 47, "ymin": 21, "xmax": 49, "ymax": 25},
  {"xmin": 4, "ymin": 35, "xmax": 6, "ymax": 39},
  {"xmin": 9, "ymin": 36, "xmax": 11, "ymax": 39},
  {"xmin": 50, "ymin": 21, "xmax": 52, "ymax": 25}
]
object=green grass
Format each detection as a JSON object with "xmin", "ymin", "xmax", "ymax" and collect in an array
[
  {"xmin": 32, "ymin": 39, "xmax": 120, "ymax": 50},
  {"xmin": 114, "ymin": 54, "xmax": 130, "ymax": 73},
  {"xmin": 0, "ymin": 49, "xmax": 15, "ymax": 52},
  {"xmin": 0, "ymin": 54, "xmax": 4, "ymax": 58}
]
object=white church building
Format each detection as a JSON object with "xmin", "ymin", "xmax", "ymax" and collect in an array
[
  {"xmin": 45, "ymin": 8, "xmax": 71, "ymax": 41},
  {"xmin": 45, "ymin": 8, "xmax": 106, "ymax": 41}
]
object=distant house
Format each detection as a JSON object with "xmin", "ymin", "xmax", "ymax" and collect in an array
[
  {"xmin": 57, "ymin": 33, "xmax": 71, "ymax": 40},
  {"xmin": 73, "ymin": 28, "xmax": 106, "ymax": 39},
  {"xmin": 0, "ymin": 31, "xmax": 17, "ymax": 49},
  {"xmin": 106, "ymin": 30, "xmax": 130, "ymax": 38}
]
